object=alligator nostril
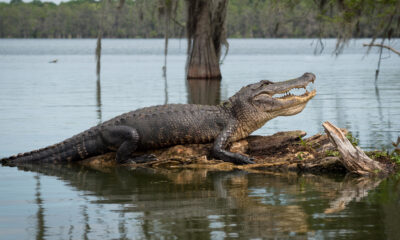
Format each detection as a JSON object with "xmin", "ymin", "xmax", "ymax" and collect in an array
[{"xmin": 304, "ymin": 72, "xmax": 316, "ymax": 82}]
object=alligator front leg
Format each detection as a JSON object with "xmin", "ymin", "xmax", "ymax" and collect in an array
[
  {"xmin": 100, "ymin": 125, "xmax": 154, "ymax": 164},
  {"xmin": 212, "ymin": 121, "xmax": 254, "ymax": 165}
]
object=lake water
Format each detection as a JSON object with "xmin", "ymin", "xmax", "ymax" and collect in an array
[{"xmin": 0, "ymin": 39, "xmax": 400, "ymax": 239}]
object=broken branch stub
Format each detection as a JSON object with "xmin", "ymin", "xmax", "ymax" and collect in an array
[{"xmin": 322, "ymin": 121, "xmax": 387, "ymax": 176}]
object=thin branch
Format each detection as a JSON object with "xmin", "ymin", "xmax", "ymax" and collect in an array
[
  {"xmin": 171, "ymin": 17, "xmax": 185, "ymax": 28},
  {"xmin": 363, "ymin": 43, "xmax": 400, "ymax": 56}
]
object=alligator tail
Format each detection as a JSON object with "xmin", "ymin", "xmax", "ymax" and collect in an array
[{"xmin": 1, "ymin": 133, "xmax": 103, "ymax": 164}]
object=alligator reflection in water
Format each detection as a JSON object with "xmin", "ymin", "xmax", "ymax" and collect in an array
[
  {"xmin": 187, "ymin": 79, "xmax": 221, "ymax": 105},
  {"xmin": 8, "ymin": 163, "xmax": 390, "ymax": 239}
]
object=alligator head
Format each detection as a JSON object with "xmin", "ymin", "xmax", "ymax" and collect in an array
[{"xmin": 227, "ymin": 73, "xmax": 316, "ymax": 134}]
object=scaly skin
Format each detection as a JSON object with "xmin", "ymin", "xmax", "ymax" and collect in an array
[{"xmin": 1, "ymin": 73, "xmax": 316, "ymax": 165}]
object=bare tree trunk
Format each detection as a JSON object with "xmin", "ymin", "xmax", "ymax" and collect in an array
[{"xmin": 186, "ymin": 0, "xmax": 228, "ymax": 79}]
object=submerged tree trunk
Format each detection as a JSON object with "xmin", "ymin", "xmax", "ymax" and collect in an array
[{"xmin": 186, "ymin": 0, "xmax": 228, "ymax": 79}]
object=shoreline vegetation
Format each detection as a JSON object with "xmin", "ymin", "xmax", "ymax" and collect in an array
[{"xmin": 1, "ymin": 0, "xmax": 398, "ymax": 39}]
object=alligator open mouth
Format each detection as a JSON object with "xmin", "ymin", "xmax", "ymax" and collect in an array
[
  {"xmin": 271, "ymin": 73, "xmax": 317, "ymax": 103},
  {"xmin": 267, "ymin": 73, "xmax": 317, "ymax": 115},
  {"xmin": 272, "ymin": 81, "xmax": 316, "ymax": 101}
]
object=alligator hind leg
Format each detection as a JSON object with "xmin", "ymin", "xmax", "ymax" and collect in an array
[
  {"xmin": 100, "ymin": 126, "xmax": 157, "ymax": 164},
  {"xmin": 100, "ymin": 125, "xmax": 141, "ymax": 164}
]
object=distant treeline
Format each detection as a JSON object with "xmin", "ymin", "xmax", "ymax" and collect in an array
[{"xmin": 0, "ymin": 0, "xmax": 395, "ymax": 38}]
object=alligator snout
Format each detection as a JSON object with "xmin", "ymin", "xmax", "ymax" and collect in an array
[{"xmin": 302, "ymin": 72, "xmax": 316, "ymax": 83}]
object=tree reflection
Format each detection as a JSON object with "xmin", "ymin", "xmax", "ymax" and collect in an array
[
  {"xmin": 34, "ymin": 174, "xmax": 45, "ymax": 240},
  {"xmin": 96, "ymin": 76, "xmax": 102, "ymax": 123},
  {"xmin": 187, "ymin": 79, "xmax": 221, "ymax": 105}
]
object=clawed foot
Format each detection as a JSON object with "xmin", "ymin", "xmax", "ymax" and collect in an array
[
  {"xmin": 232, "ymin": 155, "xmax": 254, "ymax": 165},
  {"xmin": 214, "ymin": 151, "xmax": 255, "ymax": 165},
  {"xmin": 123, "ymin": 154, "xmax": 158, "ymax": 164}
]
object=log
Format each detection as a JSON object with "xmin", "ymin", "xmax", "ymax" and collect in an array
[
  {"xmin": 80, "ymin": 130, "xmax": 344, "ymax": 173},
  {"xmin": 77, "ymin": 122, "xmax": 394, "ymax": 175},
  {"xmin": 322, "ymin": 121, "xmax": 387, "ymax": 176}
]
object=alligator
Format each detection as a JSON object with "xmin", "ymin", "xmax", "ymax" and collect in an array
[{"xmin": 1, "ymin": 73, "xmax": 316, "ymax": 165}]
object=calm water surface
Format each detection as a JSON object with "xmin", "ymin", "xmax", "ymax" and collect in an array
[{"xmin": 0, "ymin": 39, "xmax": 400, "ymax": 239}]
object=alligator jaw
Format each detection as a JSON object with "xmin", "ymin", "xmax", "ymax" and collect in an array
[
  {"xmin": 272, "ymin": 86, "xmax": 316, "ymax": 103},
  {"xmin": 270, "ymin": 73, "xmax": 317, "ymax": 116},
  {"xmin": 270, "ymin": 72, "xmax": 315, "ymax": 95}
]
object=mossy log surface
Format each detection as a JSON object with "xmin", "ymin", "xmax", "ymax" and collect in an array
[{"xmin": 81, "ymin": 122, "xmax": 394, "ymax": 175}]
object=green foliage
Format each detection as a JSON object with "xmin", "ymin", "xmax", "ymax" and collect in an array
[
  {"xmin": 345, "ymin": 131, "xmax": 359, "ymax": 147},
  {"xmin": 371, "ymin": 150, "xmax": 389, "ymax": 158},
  {"xmin": 0, "ymin": 0, "xmax": 398, "ymax": 38},
  {"xmin": 369, "ymin": 135, "xmax": 400, "ymax": 166},
  {"xmin": 391, "ymin": 154, "xmax": 400, "ymax": 165},
  {"xmin": 298, "ymin": 136, "xmax": 308, "ymax": 147},
  {"xmin": 10, "ymin": 0, "xmax": 23, "ymax": 4},
  {"xmin": 325, "ymin": 150, "xmax": 340, "ymax": 157},
  {"xmin": 389, "ymin": 140, "xmax": 400, "ymax": 164},
  {"xmin": 306, "ymin": 0, "xmax": 399, "ymax": 53},
  {"xmin": 0, "ymin": 0, "xmax": 175, "ymax": 38},
  {"xmin": 367, "ymin": 150, "xmax": 400, "ymax": 166},
  {"xmin": 296, "ymin": 136, "xmax": 315, "ymax": 152},
  {"xmin": 297, "ymin": 152, "xmax": 304, "ymax": 161}
]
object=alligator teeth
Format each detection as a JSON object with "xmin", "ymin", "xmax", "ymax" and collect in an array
[
  {"xmin": 306, "ymin": 82, "xmax": 315, "ymax": 92},
  {"xmin": 273, "ymin": 85, "xmax": 314, "ymax": 99},
  {"xmin": 288, "ymin": 87, "xmax": 306, "ymax": 96}
]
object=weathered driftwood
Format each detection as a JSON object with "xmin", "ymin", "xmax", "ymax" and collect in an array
[
  {"xmin": 80, "ymin": 122, "xmax": 392, "ymax": 175},
  {"xmin": 322, "ymin": 121, "xmax": 388, "ymax": 176}
]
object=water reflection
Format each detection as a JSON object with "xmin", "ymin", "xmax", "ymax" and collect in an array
[
  {"xmin": 7, "ymin": 163, "xmax": 396, "ymax": 239},
  {"xmin": 380, "ymin": 175, "xmax": 400, "ymax": 240},
  {"xmin": 81, "ymin": 204, "xmax": 90, "ymax": 240},
  {"xmin": 325, "ymin": 175, "xmax": 382, "ymax": 214},
  {"xmin": 34, "ymin": 174, "xmax": 45, "ymax": 240},
  {"xmin": 374, "ymin": 83, "xmax": 383, "ymax": 120},
  {"xmin": 187, "ymin": 79, "xmax": 221, "ymax": 105},
  {"xmin": 96, "ymin": 76, "xmax": 102, "ymax": 123}
]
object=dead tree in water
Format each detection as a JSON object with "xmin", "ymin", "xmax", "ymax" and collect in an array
[
  {"xmin": 186, "ymin": 0, "xmax": 228, "ymax": 79},
  {"xmin": 363, "ymin": 43, "xmax": 400, "ymax": 81}
]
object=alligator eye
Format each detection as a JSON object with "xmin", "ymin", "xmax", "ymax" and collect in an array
[
  {"xmin": 253, "ymin": 93, "xmax": 271, "ymax": 101},
  {"xmin": 260, "ymin": 80, "xmax": 274, "ymax": 85}
]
